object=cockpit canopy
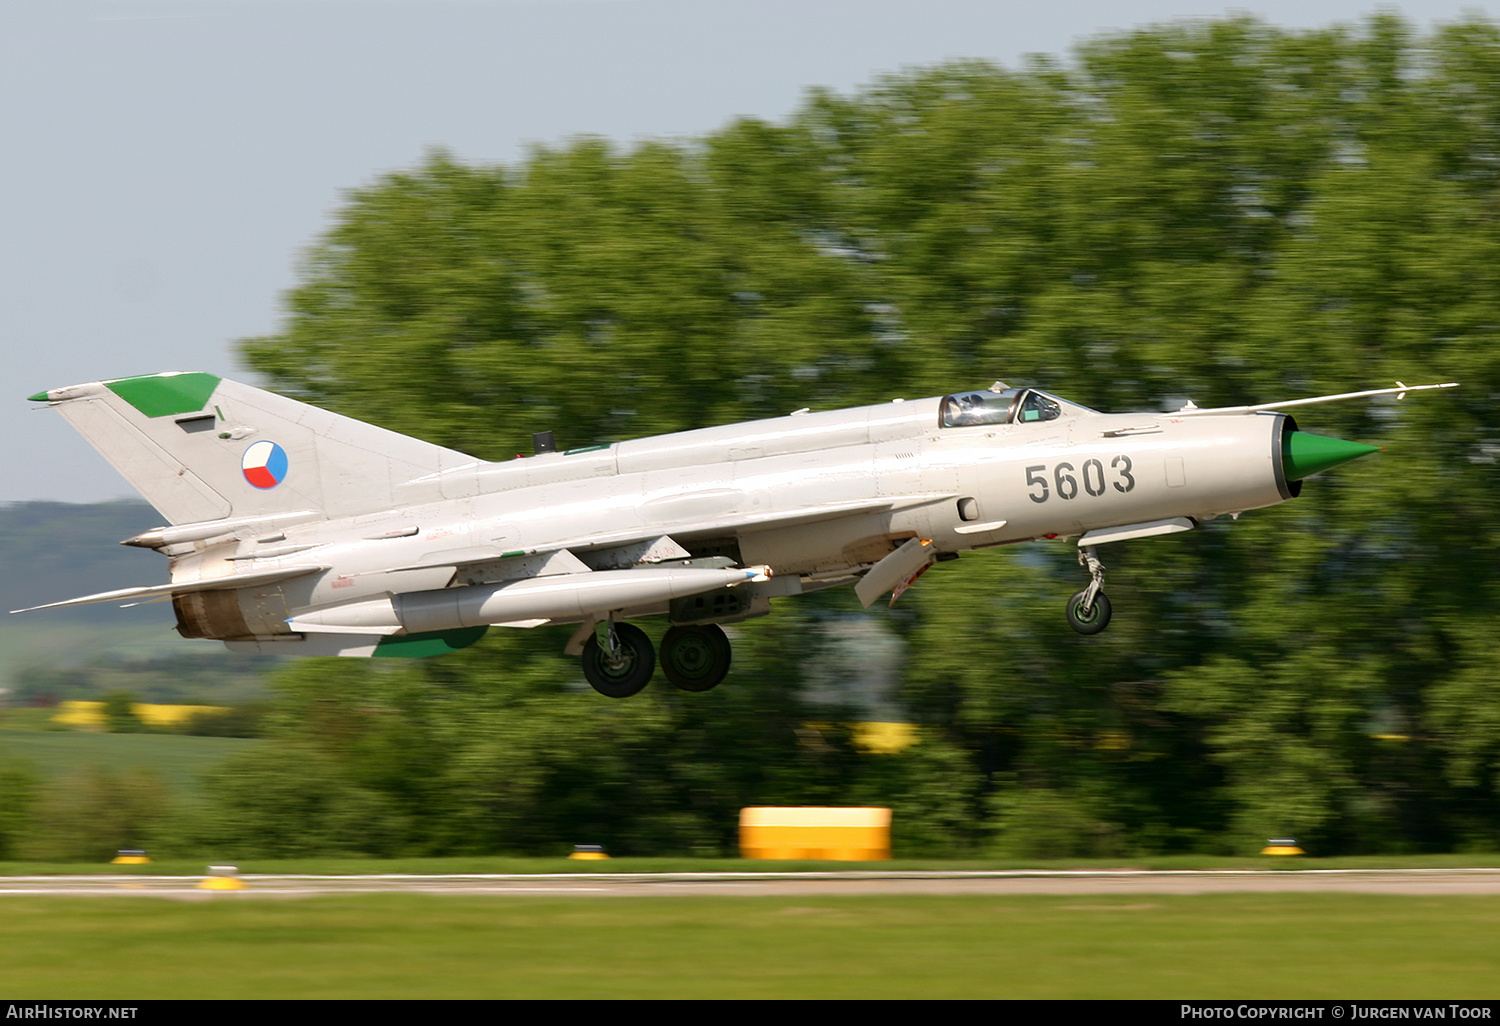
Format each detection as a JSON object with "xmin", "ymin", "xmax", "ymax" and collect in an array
[{"xmin": 940, "ymin": 387, "xmax": 1081, "ymax": 428}]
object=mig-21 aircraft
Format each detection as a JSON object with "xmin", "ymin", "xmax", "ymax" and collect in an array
[{"xmin": 16, "ymin": 372, "xmax": 1456, "ymax": 697}]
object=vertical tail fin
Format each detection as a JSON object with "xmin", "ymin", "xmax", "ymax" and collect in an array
[{"xmin": 30, "ymin": 372, "xmax": 478, "ymax": 525}]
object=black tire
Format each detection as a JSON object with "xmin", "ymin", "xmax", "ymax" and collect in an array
[
  {"xmin": 1066, "ymin": 589, "xmax": 1112, "ymax": 635},
  {"xmin": 581, "ymin": 622, "xmax": 655, "ymax": 698},
  {"xmin": 660, "ymin": 624, "xmax": 732, "ymax": 692}
]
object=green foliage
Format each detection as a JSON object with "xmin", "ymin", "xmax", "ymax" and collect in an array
[
  {"xmin": 171, "ymin": 703, "xmax": 269, "ymax": 738},
  {"xmin": 196, "ymin": 742, "xmax": 412, "ymax": 858},
  {"xmin": 100, "ymin": 691, "xmax": 145, "ymax": 733},
  {"xmin": 0, "ymin": 755, "xmax": 39, "ymax": 860},
  {"xmin": 191, "ymin": 622, "xmax": 880, "ymax": 857},
  {"xmin": 987, "ymin": 785, "xmax": 1132, "ymax": 859},
  {"xmin": 852, "ymin": 730, "xmax": 988, "ymax": 856},
  {"xmin": 23, "ymin": 765, "xmax": 173, "ymax": 862},
  {"xmin": 225, "ymin": 13, "xmax": 1500, "ymax": 857}
]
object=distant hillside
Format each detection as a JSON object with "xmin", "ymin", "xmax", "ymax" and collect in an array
[
  {"xmin": 0, "ymin": 501, "xmax": 261, "ymax": 690},
  {"xmin": 0, "ymin": 500, "xmax": 167, "ymax": 623}
]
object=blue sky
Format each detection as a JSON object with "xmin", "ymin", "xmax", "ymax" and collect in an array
[{"xmin": 4, "ymin": 0, "xmax": 1492, "ymax": 504}]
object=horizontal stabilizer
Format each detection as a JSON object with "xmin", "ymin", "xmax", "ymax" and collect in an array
[
  {"xmin": 123, "ymin": 510, "xmax": 322, "ymax": 549},
  {"xmin": 11, "ymin": 564, "xmax": 328, "ymax": 614}
]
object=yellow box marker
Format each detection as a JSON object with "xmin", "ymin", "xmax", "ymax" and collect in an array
[
  {"xmin": 198, "ymin": 865, "xmax": 247, "ymax": 890},
  {"xmin": 739, "ymin": 806, "xmax": 891, "ymax": 861}
]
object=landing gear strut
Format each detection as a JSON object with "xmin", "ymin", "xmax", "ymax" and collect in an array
[
  {"xmin": 1066, "ymin": 546, "xmax": 1112, "ymax": 635},
  {"xmin": 661, "ymin": 624, "xmax": 732, "ymax": 692},
  {"xmin": 581, "ymin": 620, "xmax": 655, "ymax": 698}
]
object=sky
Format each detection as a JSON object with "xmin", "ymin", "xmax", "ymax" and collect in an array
[{"xmin": 4, "ymin": 0, "xmax": 1494, "ymax": 505}]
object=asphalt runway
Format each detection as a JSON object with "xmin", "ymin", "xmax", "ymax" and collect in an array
[{"xmin": 3, "ymin": 869, "xmax": 1500, "ymax": 898}]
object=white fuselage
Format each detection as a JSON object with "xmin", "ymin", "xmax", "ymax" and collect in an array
[{"xmin": 177, "ymin": 394, "xmax": 1291, "ymax": 639}]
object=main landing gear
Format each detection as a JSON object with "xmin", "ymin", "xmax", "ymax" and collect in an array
[
  {"xmin": 580, "ymin": 620, "xmax": 732, "ymax": 698},
  {"xmin": 660, "ymin": 624, "xmax": 732, "ymax": 692},
  {"xmin": 581, "ymin": 621, "xmax": 655, "ymax": 698},
  {"xmin": 1066, "ymin": 545, "xmax": 1112, "ymax": 635}
]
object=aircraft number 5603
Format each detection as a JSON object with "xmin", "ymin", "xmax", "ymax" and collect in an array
[{"xmin": 1025, "ymin": 456, "xmax": 1136, "ymax": 503}]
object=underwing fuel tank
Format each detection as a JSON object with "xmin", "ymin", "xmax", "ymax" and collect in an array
[{"xmin": 289, "ymin": 565, "xmax": 768, "ymax": 635}]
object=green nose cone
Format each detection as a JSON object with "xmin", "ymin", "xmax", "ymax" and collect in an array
[{"xmin": 1283, "ymin": 431, "xmax": 1381, "ymax": 481}]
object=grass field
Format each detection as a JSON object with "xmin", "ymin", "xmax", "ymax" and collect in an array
[
  {"xmin": 7, "ymin": 853, "xmax": 1500, "ymax": 875},
  {"xmin": 0, "ymin": 728, "xmax": 255, "ymax": 796},
  {"xmin": 2, "ymin": 892, "xmax": 1497, "ymax": 999}
]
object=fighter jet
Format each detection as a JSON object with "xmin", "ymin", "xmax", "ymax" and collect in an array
[{"xmin": 16, "ymin": 372, "xmax": 1456, "ymax": 697}]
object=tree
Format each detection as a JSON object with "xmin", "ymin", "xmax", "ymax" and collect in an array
[
  {"xmin": 0, "ymin": 756, "xmax": 38, "ymax": 860},
  {"xmin": 237, "ymin": 13, "xmax": 1500, "ymax": 856},
  {"xmin": 100, "ymin": 691, "xmax": 146, "ymax": 733},
  {"xmin": 25, "ymin": 766, "xmax": 172, "ymax": 863}
]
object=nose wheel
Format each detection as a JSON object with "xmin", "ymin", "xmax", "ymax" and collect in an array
[{"xmin": 1066, "ymin": 546, "xmax": 1112, "ymax": 635}]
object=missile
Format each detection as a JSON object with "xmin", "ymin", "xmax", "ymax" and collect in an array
[{"xmin": 289, "ymin": 565, "xmax": 770, "ymax": 635}]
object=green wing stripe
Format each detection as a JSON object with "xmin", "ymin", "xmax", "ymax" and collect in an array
[
  {"xmin": 374, "ymin": 626, "xmax": 489, "ymax": 658},
  {"xmin": 104, "ymin": 373, "xmax": 222, "ymax": 418}
]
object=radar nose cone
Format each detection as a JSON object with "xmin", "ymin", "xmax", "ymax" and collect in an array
[{"xmin": 1283, "ymin": 431, "xmax": 1381, "ymax": 481}]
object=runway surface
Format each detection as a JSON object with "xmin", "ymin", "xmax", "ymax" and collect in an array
[{"xmin": 3, "ymin": 868, "xmax": 1500, "ymax": 898}]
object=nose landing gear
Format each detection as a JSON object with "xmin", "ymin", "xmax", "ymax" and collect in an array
[{"xmin": 1066, "ymin": 546, "xmax": 1112, "ymax": 635}]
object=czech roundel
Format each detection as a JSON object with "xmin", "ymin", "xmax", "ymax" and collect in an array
[{"xmin": 241, "ymin": 440, "xmax": 288, "ymax": 489}]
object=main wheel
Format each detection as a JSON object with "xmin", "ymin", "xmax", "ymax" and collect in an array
[
  {"xmin": 660, "ymin": 624, "xmax": 732, "ymax": 692},
  {"xmin": 1066, "ymin": 589, "xmax": 1112, "ymax": 635},
  {"xmin": 581, "ymin": 622, "xmax": 655, "ymax": 698}
]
